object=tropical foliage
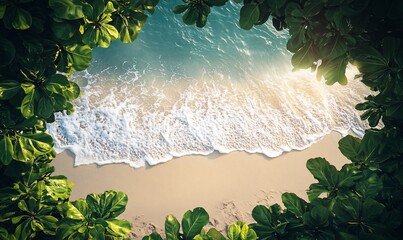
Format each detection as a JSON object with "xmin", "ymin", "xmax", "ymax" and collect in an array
[
  {"xmin": 1, "ymin": 0, "xmax": 403, "ymax": 239},
  {"xmin": 169, "ymin": 0, "xmax": 403, "ymax": 239},
  {"xmin": 0, "ymin": 0, "xmax": 159, "ymax": 239}
]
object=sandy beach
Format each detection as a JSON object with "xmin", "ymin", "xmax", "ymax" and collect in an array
[{"xmin": 52, "ymin": 131, "xmax": 350, "ymax": 238}]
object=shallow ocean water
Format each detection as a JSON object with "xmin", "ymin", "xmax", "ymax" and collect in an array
[{"xmin": 48, "ymin": 1, "xmax": 370, "ymax": 168}]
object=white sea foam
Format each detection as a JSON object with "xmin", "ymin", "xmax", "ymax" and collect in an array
[
  {"xmin": 47, "ymin": 1, "xmax": 372, "ymax": 168},
  {"xmin": 48, "ymin": 64, "xmax": 370, "ymax": 168}
]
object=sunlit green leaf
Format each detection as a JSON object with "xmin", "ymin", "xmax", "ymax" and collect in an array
[
  {"xmin": 165, "ymin": 215, "xmax": 180, "ymax": 240},
  {"xmin": 291, "ymin": 41, "xmax": 317, "ymax": 69},
  {"xmin": 106, "ymin": 219, "xmax": 131, "ymax": 236},
  {"xmin": 65, "ymin": 44, "xmax": 92, "ymax": 72},
  {"xmin": 49, "ymin": 0, "xmax": 84, "ymax": 20}
]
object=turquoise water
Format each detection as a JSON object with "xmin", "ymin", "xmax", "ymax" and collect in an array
[{"xmin": 48, "ymin": 1, "xmax": 370, "ymax": 167}]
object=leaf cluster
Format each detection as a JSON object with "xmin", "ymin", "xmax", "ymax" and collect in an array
[
  {"xmin": 0, "ymin": 0, "xmax": 159, "ymax": 238},
  {"xmin": 143, "ymin": 207, "xmax": 257, "ymax": 240},
  {"xmin": 173, "ymin": 0, "xmax": 403, "ymax": 239}
]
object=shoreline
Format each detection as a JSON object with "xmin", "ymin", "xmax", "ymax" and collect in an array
[{"xmin": 52, "ymin": 131, "xmax": 350, "ymax": 238}]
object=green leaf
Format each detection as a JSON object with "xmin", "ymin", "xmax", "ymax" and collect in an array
[
  {"xmin": 62, "ymin": 200, "xmax": 87, "ymax": 220},
  {"xmin": 106, "ymin": 219, "xmax": 131, "ymax": 236},
  {"xmin": 239, "ymin": 4, "xmax": 260, "ymax": 30},
  {"xmin": 49, "ymin": 0, "xmax": 84, "ymax": 20},
  {"xmin": 142, "ymin": 232, "xmax": 163, "ymax": 240},
  {"xmin": 65, "ymin": 44, "xmax": 92, "ymax": 72},
  {"xmin": 291, "ymin": 41, "xmax": 317, "ymax": 69},
  {"xmin": 281, "ymin": 192, "xmax": 307, "ymax": 217},
  {"xmin": 0, "ymin": 5, "xmax": 5, "ymax": 19},
  {"xmin": 21, "ymin": 88, "xmax": 36, "ymax": 118},
  {"xmin": 207, "ymin": 228, "xmax": 226, "ymax": 240},
  {"xmin": 228, "ymin": 223, "xmax": 241, "ymax": 240},
  {"xmin": 338, "ymin": 135, "xmax": 361, "ymax": 161},
  {"xmin": 209, "ymin": 0, "xmax": 228, "ymax": 6},
  {"xmin": 183, "ymin": 8, "xmax": 199, "ymax": 25},
  {"xmin": 382, "ymin": 37, "xmax": 401, "ymax": 62},
  {"xmin": 0, "ymin": 135, "xmax": 14, "ymax": 165},
  {"xmin": 86, "ymin": 191, "xmax": 128, "ymax": 219},
  {"xmin": 182, "ymin": 207, "xmax": 209, "ymax": 240},
  {"xmin": 15, "ymin": 218, "xmax": 31, "ymax": 240},
  {"xmin": 251, "ymin": 205, "xmax": 271, "ymax": 225},
  {"xmin": 11, "ymin": 7, "xmax": 32, "ymax": 30},
  {"xmin": 173, "ymin": 5, "xmax": 189, "ymax": 14},
  {"xmin": 165, "ymin": 215, "xmax": 180, "ymax": 240},
  {"xmin": 310, "ymin": 205, "xmax": 329, "ymax": 227},
  {"xmin": 0, "ymin": 80, "xmax": 20, "ymax": 100},
  {"xmin": 98, "ymin": 23, "xmax": 119, "ymax": 48},
  {"xmin": 320, "ymin": 35, "xmax": 347, "ymax": 60},
  {"xmin": 0, "ymin": 37, "xmax": 16, "ymax": 67},
  {"xmin": 51, "ymin": 21, "xmax": 77, "ymax": 40},
  {"xmin": 44, "ymin": 175, "xmax": 73, "ymax": 202},
  {"xmin": 318, "ymin": 57, "xmax": 348, "ymax": 85},
  {"xmin": 37, "ymin": 94, "xmax": 53, "ymax": 119},
  {"xmin": 13, "ymin": 133, "xmax": 54, "ymax": 161},
  {"xmin": 268, "ymin": 0, "xmax": 286, "ymax": 14},
  {"xmin": 306, "ymin": 158, "xmax": 338, "ymax": 187}
]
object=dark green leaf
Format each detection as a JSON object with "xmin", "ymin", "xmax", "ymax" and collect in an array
[
  {"xmin": 183, "ymin": 8, "xmax": 199, "ymax": 25},
  {"xmin": 0, "ymin": 135, "xmax": 14, "ymax": 165},
  {"xmin": 291, "ymin": 41, "xmax": 317, "ymax": 69},
  {"xmin": 182, "ymin": 207, "xmax": 209, "ymax": 240},
  {"xmin": 320, "ymin": 57, "xmax": 348, "ymax": 85},
  {"xmin": 165, "ymin": 215, "xmax": 180, "ymax": 240},
  {"xmin": 282, "ymin": 192, "xmax": 307, "ymax": 217},
  {"xmin": 251, "ymin": 205, "xmax": 271, "ymax": 225},
  {"xmin": 173, "ymin": 5, "xmax": 188, "ymax": 14},
  {"xmin": 338, "ymin": 135, "xmax": 361, "ymax": 161},
  {"xmin": 0, "ymin": 80, "xmax": 20, "ymax": 100},
  {"xmin": 142, "ymin": 232, "xmax": 163, "ymax": 240},
  {"xmin": 49, "ymin": 0, "xmax": 84, "ymax": 20},
  {"xmin": 11, "ymin": 7, "xmax": 32, "ymax": 30},
  {"xmin": 37, "ymin": 94, "xmax": 53, "ymax": 118},
  {"xmin": 0, "ymin": 37, "xmax": 16, "ymax": 67},
  {"xmin": 320, "ymin": 35, "xmax": 347, "ymax": 60},
  {"xmin": 306, "ymin": 158, "xmax": 338, "ymax": 187},
  {"xmin": 239, "ymin": 4, "xmax": 260, "ymax": 30}
]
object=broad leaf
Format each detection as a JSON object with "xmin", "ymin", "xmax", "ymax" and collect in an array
[
  {"xmin": 306, "ymin": 158, "xmax": 338, "ymax": 187},
  {"xmin": 281, "ymin": 192, "xmax": 307, "ymax": 217},
  {"xmin": 239, "ymin": 4, "xmax": 260, "ymax": 30},
  {"xmin": 182, "ymin": 207, "xmax": 209, "ymax": 240},
  {"xmin": 20, "ymin": 88, "xmax": 36, "ymax": 118},
  {"xmin": 11, "ymin": 7, "xmax": 32, "ymax": 30},
  {"xmin": 291, "ymin": 41, "xmax": 317, "ymax": 69},
  {"xmin": 227, "ymin": 223, "xmax": 241, "ymax": 240},
  {"xmin": 142, "ymin": 232, "xmax": 163, "ymax": 240},
  {"xmin": 106, "ymin": 219, "xmax": 131, "ymax": 236},
  {"xmin": 49, "ymin": 0, "xmax": 84, "ymax": 20},
  {"xmin": 37, "ymin": 94, "xmax": 53, "ymax": 119},
  {"xmin": 251, "ymin": 205, "xmax": 271, "ymax": 225},
  {"xmin": 165, "ymin": 215, "xmax": 180, "ymax": 240},
  {"xmin": 0, "ymin": 135, "xmax": 14, "ymax": 165},
  {"xmin": 65, "ymin": 45, "xmax": 92, "ymax": 72},
  {"xmin": 13, "ymin": 133, "xmax": 54, "ymax": 161},
  {"xmin": 338, "ymin": 135, "xmax": 361, "ymax": 162},
  {"xmin": 207, "ymin": 228, "xmax": 226, "ymax": 240},
  {"xmin": 0, "ymin": 80, "xmax": 20, "ymax": 100}
]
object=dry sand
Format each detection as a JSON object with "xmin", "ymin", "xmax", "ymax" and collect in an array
[{"xmin": 52, "ymin": 132, "xmax": 349, "ymax": 238}]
